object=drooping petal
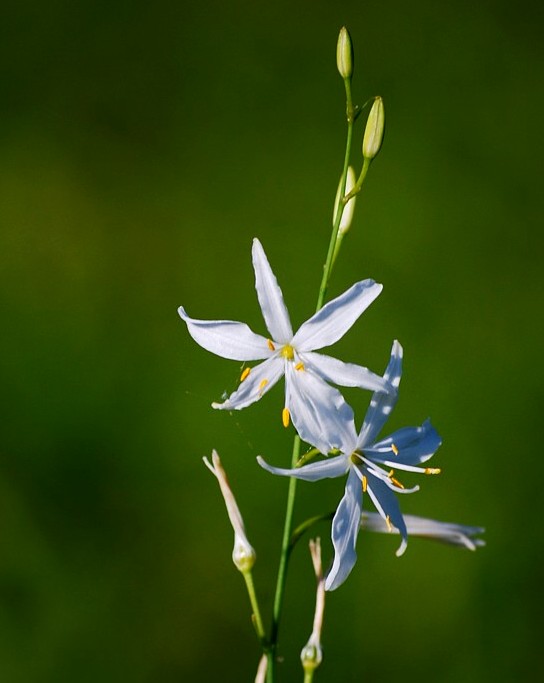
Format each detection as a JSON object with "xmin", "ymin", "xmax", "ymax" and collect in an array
[
  {"xmin": 365, "ymin": 419, "xmax": 441, "ymax": 467},
  {"xmin": 365, "ymin": 471, "xmax": 408, "ymax": 556},
  {"xmin": 252, "ymin": 239, "xmax": 293, "ymax": 344},
  {"xmin": 302, "ymin": 351, "xmax": 391, "ymax": 394},
  {"xmin": 178, "ymin": 306, "xmax": 272, "ymax": 361},
  {"xmin": 292, "ymin": 279, "xmax": 382, "ymax": 352},
  {"xmin": 361, "ymin": 512, "xmax": 485, "ymax": 550},
  {"xmin": 285, "ymin": 362, "xmax": 358, "ymax": 455},
  {"xmin": 358, "ymin": 340, "xmax": 403, "ymax": 448},
  {"xmin": 325, "ymin": 468, "xmax": 363, "ymax": 591},
  {"xmin": 256, "ymin": 453, "xmax": 349, "ymax": 481},
  {"xmin": 212, "ymin": 356, "xmax": 285, "ymax": 410}
]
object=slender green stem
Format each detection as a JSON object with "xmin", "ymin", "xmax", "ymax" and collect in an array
[
  {"xmin": 303, "ymin": 671, "xmax": 315, "ymax": 683},
  {"xmin": 242, "ymin": 569, "xmax": 267, "ymax": 646},
  {"xmin": 267, "ymin": 76, "xmax": 358, "ymax": 683}
]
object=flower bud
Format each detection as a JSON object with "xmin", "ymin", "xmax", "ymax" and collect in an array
[
  {"xmin": 362, "ymin": 96, "xmax": 385, "ymax": 160},
  {"xmin": 204, "ymin": 450, "xmax": 256, "ymax": 573},
  {"xmin": 300, "ymin": 539, "xmax": 325, "ymax": 673},
  {"xmin": 336, "ymin": 27, "xmax": 353, "ymax": 80},
  {"xmin": 333, "ymin": 166, "xmax": 357, "ymax": 236}
]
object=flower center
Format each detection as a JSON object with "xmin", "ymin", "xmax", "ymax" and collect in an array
[{"xmin": 280, "ymin": 344, "xmax": 295, "ymax": 361}]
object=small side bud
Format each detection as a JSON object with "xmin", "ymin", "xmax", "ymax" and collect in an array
[
  {"xmin": 204, "ymin": 450, "xmax": 256, "ymax": 573},
  {"xmin": 333, "ymin": 166, "xmax": 357, "ymax": 236},
  {"xmin": 300, "ymin": 538, "xmax": 325, "ymax": 673},
  {"xmin": 336, "ymin": 27, "xmax": 353, "ymax": 80},
  {"xmin": 363, "ymin": 96, "xmax": 385, "ymax": 160}
]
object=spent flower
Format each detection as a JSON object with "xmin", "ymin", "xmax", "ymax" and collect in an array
[{"xmin": 203, "ymin": 450, "xmax": 256, "ymax": 572}]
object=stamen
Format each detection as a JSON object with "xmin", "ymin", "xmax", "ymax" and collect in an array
[
  {"xmin": 385, "ymin": 515, "xmax": 393, "ymax": 532},
  {"xmin": 425, "ymin": 467, "xmax": 441, "ymax": 475},
  {"xmin": 391, "ymin": 443, "xmax": 399, "ymax": 456},
  {"xmin": 388, "ymin": 469, "xmax": 405, "ymax": 489},
  {"xmin": 282, "ymin": 407, "xmax": 290, "ymax": 428},
  {"xmin": 258, "ymin": 379, "xmax": 269, "ymax": 394},
  {"xmin": 267, "ymin": 339, "xmax": 276, "ymax": 352},
  {"xmin": 295, "ymin": 362, "xmax": 305, "ymax": 371},
  {"xmin": 240, "ymin": 367, "xmax": 251, "ymax": 382},
  {"xmin": 362, "ymin": 475, "xmax": 368, "ymax": 492},
  {"xmin": 280, "ymin": 344, "xmax": 295, "ymax": 360}
]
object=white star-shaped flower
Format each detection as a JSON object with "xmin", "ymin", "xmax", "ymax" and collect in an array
[{"xmin": 179, "ymin": 239, "xmax": 394, "ymax": 454}]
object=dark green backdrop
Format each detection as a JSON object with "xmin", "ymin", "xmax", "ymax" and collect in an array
[{"xmin": 1, "ymin": 1, "xmax": 542, "ymax": 681}]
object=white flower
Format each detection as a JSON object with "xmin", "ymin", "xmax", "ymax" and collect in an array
[{"xmin": 179, "ymin": 238, "xmax": 393, "ymax": 454}]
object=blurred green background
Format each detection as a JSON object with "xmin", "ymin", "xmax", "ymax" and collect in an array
[{"xmin": 1, "ymin": 0, "xmax": 542, "ymax": 681}]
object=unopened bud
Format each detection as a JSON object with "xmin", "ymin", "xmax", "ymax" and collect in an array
[
  {"xmin": 301, "ymin": 640, "xmax": 323, "ymax": 672},
  {"xmin": 204, "ymin": 450, "xmax": 256, "ymax": 573},
  {"xmin": 333, "ymin": 166, "xmax": 357, "ymax": 235},
  {"xmin": 362, "ymin": 96, "xmax": 385, "ymax": 160},
  {"xmin": 336, "ymin": 27, "xmax": 353, "ymax": 80}
]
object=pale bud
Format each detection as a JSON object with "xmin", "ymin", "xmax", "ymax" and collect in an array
[
  {"xmin": 204, "ymin": 450, "xmax": 256, "ymax": 572},
  {"xmin": 362, "ymin": 96, "xmax": 385, "ymax": 160},
  {"xmin": 333, "ymin": 165, "xmax": 357, "ymax": 236},
  {"xmin": 300, "ymin": 539, "xmax": 325, "ymax": 673},
  {"xmin": 336, "ymin": 27, "xmax": 353, "ymax": 80}
]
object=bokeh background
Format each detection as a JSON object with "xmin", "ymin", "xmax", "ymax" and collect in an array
[{"xmin": 1, "ymin": 1, "xmax": 542, "ymax": 681}]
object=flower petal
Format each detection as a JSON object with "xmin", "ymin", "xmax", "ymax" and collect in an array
[
  {"xmin": 252, "ymin": 239, "xmax": 293, "ymax": 343},
  {"xmin": 358, "ymin": 340, "xmax": 403, "ymax": 447},
  {"xmin": 178, "ymin": 306, "xmax": 271, "ymax": 361},
  {"xmin": 365, "ymin": 419, "xmax": 441, "ymax": 467},
  {"xmin": 212, "ymin": 356, "xmax": 284, "ymax": 410},
  {"xmin": 361, "ymin": 512, "xmax": 485, "ymax": 550},
  {"xmin": 292, "ymin": 279, "xmax": 382, "ymax": 351},
  {"xmin": 325, "ymin": 468, "xmax": 363, "ymax": 591},
  {"xmin": 285, "ymin": 362, "xmax": 357, "ymax": 455},
  {"xmin": 302, "ymin": 351, "xmax": 391, "ymax": 394},
  {"xmin": 256, "ymin": 453, "xmax": 349, "ymax": 481},
  {"xmin": 365, "ymin": 472, "xmax": 408, "ymax": 556}
]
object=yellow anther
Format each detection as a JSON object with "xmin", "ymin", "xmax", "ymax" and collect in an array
[
  {"xmin": 280, "ymin": 344, "xmax": 295, "ymax": 360},
  {"xmin": 388, "ymin": 470, "xmax": 405, "ymax": 489},
  {"xmin": 295, "ymin": 362, "xmax": 305, "ymax": 371},
  {"xmin": 362, "ymin": 475, "xmax": 368, "ymax": 493},
  {"xmin": 425, "ymin": 467, "xmax": 441, "ymax": 475},
  {"xmin": 391, "ymin": 443, "xmax": 399, "ymax": 456},
  {"xmin": 240, "ymin": 367, "xmax": 251, "ymax": 382},
  {"xmin": 385, "ymin": 515, "xmax": 393, "ymax": 532},
  {"xmin": 258, "ymin": 379, "xmax": 269, "ymax": 394},
  {"xmin": 267, "ymin": 339, "xmax": 276, "ymax": 351},
  {"xmin": 282, "ymin": 407, "xmax": 290, "ymax": 428}
]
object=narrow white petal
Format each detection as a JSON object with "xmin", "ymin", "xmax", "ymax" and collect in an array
[
  {"xmin": 178, "ymin": 306, "xmax": 271, "ymax": 361},
  {"xmin": 212, "ymin": 356, "xmax": 284, "ymax": 411},
  {"xmin": 257, "ymin": 454, "xmax": 349, "ymax": 481},
  {"xmin": 285, "ymin": 363, "xmax": 357, "ymax": 455},
  {"xmin": 302, "ymin": 351, "xmax": 391, "ymax": 393},
  {"xmin": 325, "ymin": 468, "xmax": 363, "ymax": 591},
  {"xmin": 358, "ymin": 340, "xmax": 403, "ymax": 447},
  {"xmin": 292, "ymin": 280, "xmax": 382, "ymax": 351},
  {"xmin": 252, "ymin": 239, "xmax": 293, "ymax": 343}
]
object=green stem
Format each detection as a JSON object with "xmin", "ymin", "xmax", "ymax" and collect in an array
[
  {"xmin": 242, "ymin": 569, "xmax": 267, "ymax": 646},
  {"xmin": 267, "ymin": 76, "xmax": 358, "ymax": 683},
  {"xmin": 303, "ymin": 671, "xmax": 315, "ymax": 683}
]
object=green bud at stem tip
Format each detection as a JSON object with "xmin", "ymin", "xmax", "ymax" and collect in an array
[
  {"xmin": 336, "ymin": 27, "xmax": 353, "ymax": 80},
  {"xmin": 363, "ymin": 96, "xmax": 385, "ymax": 160}
]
